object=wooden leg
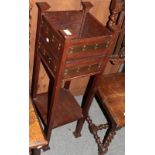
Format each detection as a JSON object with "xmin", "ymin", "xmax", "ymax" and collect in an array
[
  {"xmin": 45, "ymin": 125, "xmax": 52, "ymax": 141},
  {"xmin": 64, "ymin": 81, "xmax": 71, "ymax": 89},
  {"xmin": 31, "ymin": 3, "xmax": 50, "ymax": 98},
  {"xmin": 45, "ymin": 81, "xmax": 62, "ymax": 142},
  {"xmin": 74, "ymin": 76, "xmax": 97, "ymax": 137},
  {"xmin": 86, "ymin": 114, "xmax": 116, "ymax": 155},
  {"xmin": 31, "ymin": 47, "xmax": 41, "ymax": 98},
  {"xmin": 42, "ymin": 144, "xmax": 50, "ymax": 151},
  {"xmin": 31, "ymin": 149, "xmax": 41, "ymax": 155},
  {"xmin": 73, "ymin": 118, "xmax": 85, "ymax": 137},
  {"xmin": 86, "ymin": 116, "xmax": 107, "ymax": 155}
]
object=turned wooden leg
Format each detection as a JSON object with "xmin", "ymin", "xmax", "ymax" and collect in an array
[
  {"xmin": 87, "ymin": 116, "xmax": 103, "ymax": 154},
  {"xmin": 99, "ymin": 128, "xmax": 116, "ymax": 155},
  {"xmin": 86, "ymin": 116, "xmax": 109, "ymax": 155},
  {"xmin": 86, "ymin": 115, "xmax": 116, "ymax": 155}
]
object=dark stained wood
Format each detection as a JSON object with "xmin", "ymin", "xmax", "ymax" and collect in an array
[
  {"xmin": 31, "ymin": 2, "xmax": 50, "ymax": 98},
  {"xmin": 67, "ymin": 76, "xmax": 89, "ymax": 95},
  {"xmin": 74, "ymin": 0, "xmax": 123, "ymax": 137},
  {"xmin": 31, "ymin": 1, "xmax": 116, "ymax": 151},
  {"xmin": 29, "ymin": 0, "xmax": 112, "ymax": 95},
  {"xmin": 63, "ymin": 80, "xmax": 71, "ymax": 89},
  {"xmin": 74, "ymin": 1, "xmax": 125, "ymax": 155},
  {"xmin": 33, "ymin": 88, "xmax": 83, "ymax": 128},
  {"xmin": 78, "ymin": 2, "xmax": 93, "ymax": 37},
  {"xmin": 94, "ymin": 73, "xmax": 124, "ymax": 155},
  {"xmin": 97, "ymin": 73, "xmax": 125, "ymax": 128},
  {"xmin": 103, "ymin": 0, "xmax": 125, "ymax": 75},
  {"xmin": 80, "ymin": 72, "xmax": 125, "ymax": 155}
]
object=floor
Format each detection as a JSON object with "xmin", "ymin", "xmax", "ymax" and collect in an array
[{"xmin": 41, "ymin": 96, "xmax": 125, "ymax": 155}]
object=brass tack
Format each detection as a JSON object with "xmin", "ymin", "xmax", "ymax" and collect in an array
[
  {"xmin": 82, "ymin": 45, "xmax": 86, "ymax": 51},
  {"xmin": 98, "ymin": 64, "xmax": 102, "ymax": 68},
  {"xmin": 69, "ymin": 50, "xmax": 73, "ymax": 54},
  {"xmin": 94, "ymin": 44, "xmax": 98, "ymax": 49},
  {"xmin": 64, "ymin": 69, "xmax": 68, "ymax": 75},
  {"xmin": 106, "ymin": 44, "xmax": 109, "ymax": 48},
  {"xmin": 69, "ymin": 47, "xmax": 73, "ymax": 53},
  {"xmin": 82, "ymin": 48, "xmax": 86, "ymax": 51},
  {"xmin": 77, "ymin": 67, "xmax": 80, "ymax": 72},
  {"xmin": 88, "ymin": 65, "xmax": 91, "ymax": 70}
]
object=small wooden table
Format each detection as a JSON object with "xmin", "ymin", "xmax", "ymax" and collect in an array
[{"xmin": 29, "ymin": 98, "xmax": 48, "ymax": 155}]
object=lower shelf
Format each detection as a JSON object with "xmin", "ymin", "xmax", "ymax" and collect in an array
[{"xmin": 33, "ymin": 88, "xmax": 83, "ymax": 129}]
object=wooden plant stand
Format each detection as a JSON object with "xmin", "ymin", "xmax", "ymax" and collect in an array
[{"xmin": 31, "ymin": 1, "xmax": 115, "ymax": 147}]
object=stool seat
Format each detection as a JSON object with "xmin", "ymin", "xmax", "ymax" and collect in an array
[{"xmin": 97, "ymin": 73, "xmax": 125, "ymax": 128}]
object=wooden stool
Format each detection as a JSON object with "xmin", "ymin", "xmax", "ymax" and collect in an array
[
  {"xmin": 31, "ymin": 1, "xmax": 121, "ymax": 151},
  {"xmin": 90, "ymin": 73, "xmax": 124, "ymax": 155},
  {"xmin": 74, "ymin": 72, "xmax": 124, "ymax": 155}
]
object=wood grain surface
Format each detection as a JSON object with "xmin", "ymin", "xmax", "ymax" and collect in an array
[
  {"xmin": 29, "ymin": 98, "xmax": 47, "ymax": 149},
  {"xmin": 97, "ymin": 73, "xmax": 125, "ymax": 128}
]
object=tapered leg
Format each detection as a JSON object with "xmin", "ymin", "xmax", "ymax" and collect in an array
[{"xmin": 64, "ymin": 81, "xmax": 71, "ymax": 89}]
